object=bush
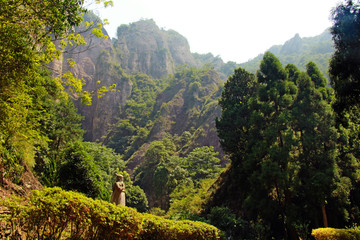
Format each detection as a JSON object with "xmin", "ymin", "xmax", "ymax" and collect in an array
[
  {"xmin": 312, "ymin": 228, "xmax": 360, "ymax": 240},
  {"xmin": 1, "ymin": 187, "xmax": 142, "ymax": 239},
  {"xmin": 1, "ymin": 187, "xmax": 220, "ymax": 239},
  {"xmin": 139, "ymin": 213, "xmax": 220, "ymax": 240}
]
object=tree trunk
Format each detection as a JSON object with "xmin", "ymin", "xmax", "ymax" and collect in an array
[{"xmin": 321, "ymin": 205, "xmax": 328, "ymax": 227}]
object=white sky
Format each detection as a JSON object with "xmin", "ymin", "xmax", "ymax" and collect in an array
[{"xmin": 90, "ymin": 0, "xmax": 341, "ymax": 63}]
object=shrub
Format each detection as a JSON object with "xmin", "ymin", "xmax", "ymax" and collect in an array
[
  {"xmin": 139, "ymin": 213, "xmax": 220, "ymax": 240},
  {"xmin": 312, "ymin": 228, "xmax": 360, "ymax": 240},
  {"xmin": 1, "ymin": 187, "xmax": 142, "ymax": 239},
  {"xmin": 1, "ymin": 187, "xmax": 220, "ymax": 239}
]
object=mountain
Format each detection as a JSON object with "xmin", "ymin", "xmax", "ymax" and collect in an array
[
  {"xmin": 58, "ymin": 18, "xmax": 225, "ymax": 167},
  {"xmin": 64, "ymin": 18, "xmax": 334, "ymax": 165},
  {"xmin": 113, "ymin": 19, "xmax": 196, "ymax": 79},
  {"xmin": 240, "ymin": 29, "xmax": 334, "ymax": 76},
  {"xmin": 192, "ymin": 53, "xmax": 241, "ymax": 80},
  {"xmin": 55, "ymin": 17, "xmax": 336, "ymax": 209},
  {"xmin": 126, "ymin": 66, "xmax": 223, "ymax": 172}
]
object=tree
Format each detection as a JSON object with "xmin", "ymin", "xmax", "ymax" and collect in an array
[
  {"xmin": 183, "ymin": 146, "xmax": 221, "ymax": 183},
  {"xmin": 330, "ymin": 0, "xmax": 360, "ymax": 113},
  {"xmin": 34, "ymin": 95, "xmax": 85, "ymax": 186},
  {"xmin": 105, "ymin": 119, "xmax": 137, "ymax": 155},
  {"xmin": 133, "ymin": 139, "xmax": 176, "ymax": 209},
  {"xmin": 292, "ymin": 62, "xmax": 338, "ymax": 229},
  {"xmin": 329, "ymin": 0, "xmax": 360, "ymax": 227},
  {"xmin": 58, "ymin": 142, "xmax": 106, "ymax": 199},
  {"xmin": 245, "ymin": 52, "xmax": 298, "ymax": 239},
  {"xmin": 215, "ymin": 67, "xmax": 257, "ymax": 159},
  {"xmin": 0, "ymin": 0, "xmax": 111, "ymax": 182},
  {"xmin": 215, "ymin": 53, "xmax": 340, "ymax": 239}
]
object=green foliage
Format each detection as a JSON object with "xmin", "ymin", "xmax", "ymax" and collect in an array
[
  {"xmin": 167, "ymin": 178, "xmax": 215, "ymax": 220},
  {"xmin": 0, "ymin": 0, "xmax": 110, "ymax": 182},
  {"xmin": 312, "ymin": 228, "xmax": 360, "ymax": 240},
  {"xmin": 205, "ymin": 206, "xmax": 272, "ymax": 240},
  {"xmin": 330, "ymin": 0, "xmax": 360, "ymax": 112},
  {"xmin": 134, "ymin": 139, "xmax": 177, "ymax": 209},
  {"xmin": 0, "ymin": 187, "xmax": 220, "ymax": 240},
  {"xmin": 207, "ymin": 207, "xmax": 237, "ymax": 231},
  {"xmin": 0, "ymin": 146, "xmax": 24, "ymax": 184},
  {"xmin": 103, "ymin": 72, "xmax": 165, "ymax": 159},
  {"xmin": 126, "ymin": 73, "xmax": 161, "ymax": 126},
  {"xmin": 216, "ymin": 67, "xmax": 257, "ymax": 157},
  {"xmin": 127, "ymin": 184, "xmax": 149, "ymax": 213},
  {"xmin": 83, "ymin": 142, "xmax": 126, "ymax": 190},
  {"xmin": 34, "ymin": 95, "xmax": 85, "ymax": 186},
  {"xmin": 140, "ymin": 213, "xmax": 220, "ymax": 240},
  {"xmin": 134, "ymin": 136, "xmax": 223, "ymax": 211},
  {"xmin": 54, "ymin": 142, "xmax": 148, "ymax": 212},
  {"xmin": 58, "ymin": 141, "xmax": 108, "ymax": 199},
  {"xmin": 183, "ymin": 146, "xmax": 221, "ymax": 182},
  {"xmin": 106, "ymin": 119, "xmax": 137, "ymax": 155},
  {"xmin": 215, "ymin": 53, "xmax": 340, "ymax": 239},
  {"xmin": 329, "ymin": 2, "xmax": 360, "ymax": 220}
]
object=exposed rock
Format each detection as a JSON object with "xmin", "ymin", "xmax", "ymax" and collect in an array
[
  {"xmin": 60, "ymin": 18, "xmax": 225, "ymax": 164},
  {"xmin": 0, "ymin": 164, "xmax": 42, "ymax": 200},
  {"xmin": 75, "ymin": 50, "xmax": 132, "ymax": 141},
  {"xmin": 115, "ymin": 19, "xmax": 196, "ymax": 79},
  {"xmin": 56, "ymin": 19, "xmax": 133, "ymax": 141}
]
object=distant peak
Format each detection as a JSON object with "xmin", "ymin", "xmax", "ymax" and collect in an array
[{"xmin": 293, "ymin": 33, "xmax": 301, "ymax": 39}]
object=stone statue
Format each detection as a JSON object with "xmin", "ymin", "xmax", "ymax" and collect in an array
[{"xmin": 110, "ymin": 173, "xmax": 125, "ymax": 206}]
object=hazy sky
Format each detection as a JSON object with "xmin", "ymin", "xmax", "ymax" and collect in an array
[{"xmin": 90, "ymin": 0, "xmax": 341, "ymax": 63}]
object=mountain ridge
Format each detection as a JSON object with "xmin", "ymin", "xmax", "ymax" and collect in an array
[
  {"xmin": 53, "ymin": 17, "xmax": 335, "ymax": 176},
  {"xmin": 239, "ymin": 29, "xmax": 333, "ymax": 76}
]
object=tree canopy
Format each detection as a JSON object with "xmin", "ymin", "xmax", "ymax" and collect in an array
[
  {"xmin": 330, "ymin": 0, "xmax": 360, "ymax": 112},
  {"xmin": 0, "ymin": 0, "xmax": 111, "ymax": 182},
  {"xmin": 215, "ymin": 52, "xmax": 341, "ymax": 239}
]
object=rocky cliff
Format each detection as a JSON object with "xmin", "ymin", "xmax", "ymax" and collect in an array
[
  {"xmin": 65, "ymin": 18, "xmax": 215, "ymax": 142},
  {"xmin": 57, "ymin": 14, "xmax": 133, "ymax": 141},
  {"xmin": 114, "ymin": 19, "xmax": 196, "ymax": 79}
]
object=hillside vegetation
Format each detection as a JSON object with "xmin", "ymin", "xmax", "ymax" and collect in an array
[
  {"xmin": 2, "ymin": 0, "xmax": 360, "ymax": 239},
  {"xmin": 1, "ymin": 187, "xmax": 220, "ymax": 239}
]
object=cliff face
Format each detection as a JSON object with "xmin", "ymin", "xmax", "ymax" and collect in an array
[
  {"xmin": 61, "ymin": 18, "xmax": 224, "ymax": 164},
  {"xmin": 73, "ymin": 50, "xmax": 132, "ymax": 141},
  {"xmin": 115, "ymin": 20, "xmax": 196, "ymax": 79},
  {"xmin": 59, "ymin": 26, "xmax": 132, "ymax": 141},
  {"xmin": 59, "ymin": 19, "xmax": 209, "ymax": 142}
]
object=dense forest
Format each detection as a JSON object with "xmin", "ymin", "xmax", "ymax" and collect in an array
[{"xmin": 1, "ymin": 0, "xmax": 360, "ymax": 239}]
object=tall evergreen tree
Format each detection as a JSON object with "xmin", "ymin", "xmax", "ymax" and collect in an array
[
  {"xmin": 330, "ymin": 0, "xmax": 360, "ymax": 113},
  {"xmin": 215, "ymin": 53, "xmax": 340, "ymax": 239},
  {"xmin": 329, "ymin": 0, "xmax": 360, "ymax": 226},
  {"xmin": 292, "ymin": 62, "xmax": 338, "ymax": 229}
]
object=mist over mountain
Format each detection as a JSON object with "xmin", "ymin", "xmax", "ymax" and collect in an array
[{"xmin": 239, "ymin": 29, "xmax": 333, "ymax": 76}]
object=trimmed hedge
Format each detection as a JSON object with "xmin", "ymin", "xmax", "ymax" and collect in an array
[
  {"xmin": 0, "ymin": 187, "xmax": 220, "ymax": 239},
  {"xmin": 312, "ymin": 228, "xmax": 360, "ymax": 240}
]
